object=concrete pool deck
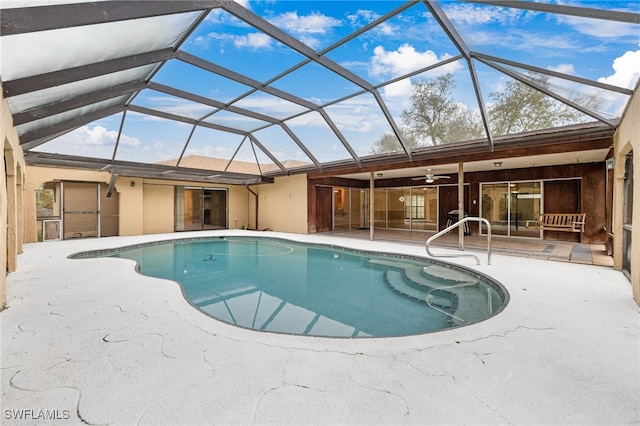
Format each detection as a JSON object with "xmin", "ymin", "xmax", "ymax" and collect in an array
[{"xmin": 1, "ymin": 230, "xmax": 638, "ymax": 425}]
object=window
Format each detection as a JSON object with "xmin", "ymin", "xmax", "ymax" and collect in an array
[{"xmin": 623, "ymin": 152, "xmax": 633, "ymax": 277}]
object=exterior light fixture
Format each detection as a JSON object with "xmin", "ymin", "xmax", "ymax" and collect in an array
[
  {"xmin": 494, "ymin": 162, "xmax": 502, "ymax": 167},
  {"xmin": 606, "ymin": 158, "xmax": 615, "ymax": 170}
]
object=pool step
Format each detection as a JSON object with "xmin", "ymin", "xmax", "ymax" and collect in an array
[
  {"xmin": 383, "ymin": 270, "xmax": 455, "ymax": 310},
  {"xmin": 372, "ymin": 258, "xmax": 498, "ymax": 325},
  {"xmin": 369, "ymin": 258, "xmax": 475, "ymax": 288},
  {"xmin": 420, "ymin": 264, "xmax": 478, "ymax": 285}
]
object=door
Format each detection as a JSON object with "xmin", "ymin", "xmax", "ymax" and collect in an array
[
  {"xmin": 100, "ymin": 183, "xmax": 119, "ymax": 237},
  {"xmin": 204, "ymin": 189, "xmax": 227, "ymax": 229},
  {"xmin": 63, "ymin": 182, "xmax": 98, "ymax": 239},
  {"xmin": 315, "ymin": 186, "xmax": 333, "ymax": 232}
]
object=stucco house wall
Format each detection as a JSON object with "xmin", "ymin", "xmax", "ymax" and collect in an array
[
  {"xmin": 24, "ymin": 167, "xmax": 253, "ymax": 240},
  {"xmin": 613, "ymin": 82, "xmax": 640, "ymax": 303},
  {"xmin": 1, "ymin": 84, "xmax": 27, "ymax": 308},
  {"xmin": 254, "ymin": 174, "xmax": 308, "ymax": 234}
]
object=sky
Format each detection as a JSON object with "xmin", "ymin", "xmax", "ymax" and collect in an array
[{"xmin": 22, "ymin": 0, "xmax": 640, "ymax": 170}]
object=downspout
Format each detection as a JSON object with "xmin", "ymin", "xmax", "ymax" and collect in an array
[{"xmin": 246, "ymin": 184, "xmax": 258, "ymax": 230}]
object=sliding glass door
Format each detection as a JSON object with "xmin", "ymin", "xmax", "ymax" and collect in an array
[
  {"xmin": 409, "ymin": 187, "xmax": 437, "ymax": 231},
  {"xmin": 339, "ymin": 186, "xmax": 437, "ymax": 232},
  {"xmin": 175, "ymin": 187, "xmax": 227, "ymax": 231},
  {"xmin": 349, "ymin": 189, "xmax": 365, "ymax": 229},
  {"xmin": 481, "ymin": 181, "xmax": 541, "ymax": 237},
  {"xmin": 510, "ymin": 182, "xmax": 541, "ymax": 237}
]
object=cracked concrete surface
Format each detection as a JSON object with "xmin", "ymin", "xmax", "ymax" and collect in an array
[{"xmin": 1, "ymin": 230, "xmax": 638, "ymax": 425}]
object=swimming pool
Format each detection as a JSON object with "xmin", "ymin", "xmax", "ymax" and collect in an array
[{"xmin": 72, "ymin": 236, "xmax": 508, "ymax": 338}]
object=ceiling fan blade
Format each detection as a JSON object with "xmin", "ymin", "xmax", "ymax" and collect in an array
[{"xmin": 433, "ymin": 175, "xmax": 450, "ymax": 179}]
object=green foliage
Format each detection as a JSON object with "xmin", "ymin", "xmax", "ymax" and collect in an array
[
  {"xmin": 371, "ymin": 73, "xmax": 483, "ymax": 154},
  {"xmin": 371, "ymin": 72, "xmax": 586, "ymax": 154},
  {"xmin": 488, "ymin": 76, "xmax": 583, "ymax": 135},
  {"xmin": 36, "ymin": 185, "xmax": 54, "ymax": 209},
  {"xmin": 400, "ymin": 73, "xmax": 484, "ymax": 146},
  {"xmin": 370, "ymin": 129, "xmax": 419, "ymax": 155}
]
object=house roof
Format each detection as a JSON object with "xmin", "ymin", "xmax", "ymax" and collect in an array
[{"xmin": 1, "ymin": 1, "xmax": 638, "ymax": 184}]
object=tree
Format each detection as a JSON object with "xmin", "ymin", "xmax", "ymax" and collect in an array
[
  {"xmin": 36, "ymin": 185, "xmax": 54, "ymax": 209},
  {"xmin": 371, "ymin": 72, "xmax": 589, "ymax": 155},
  {"xmin": 371, "ymin": 73, "xmax": 483, "ymax": 154},
  {"xmin": 400, "ymin": 73, "xmax": 483, "ymax": 146},
  {"xmin": 370, "ymin": 128, "xmax": 418, "ymax": 155},
  {"xmin": 488, "ymin": 76, "xmax": 584, "ymax": 135}
]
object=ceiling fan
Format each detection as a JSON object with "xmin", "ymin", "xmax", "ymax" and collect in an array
[{"xmin": 411, "ymin": 168, "xmax": 451, "ymax": 184}]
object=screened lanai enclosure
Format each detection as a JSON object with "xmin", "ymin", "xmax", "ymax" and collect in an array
[
  {"xmin": 2, "ymin": 1, "xmax": 638, "ymax": 179},
  {"xmin": 1, "ymin": 0, "xmax": 639, "ymax": 246}
]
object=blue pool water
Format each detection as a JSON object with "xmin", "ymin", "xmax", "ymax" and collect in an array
[{"xmin": 73, "ymin": 237, "xmax": 508, "ymax": 338}]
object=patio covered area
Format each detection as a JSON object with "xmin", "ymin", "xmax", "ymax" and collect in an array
[{"xmin": 328, "ymin": 228, "xmax": 614, "ymax": 266}]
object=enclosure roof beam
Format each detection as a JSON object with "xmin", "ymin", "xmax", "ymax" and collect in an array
[
  {"xmin": 2, "ymin": 48, "xmax": 176, "ymax": 98},
  {"xmin": 13, "ymin": 81, "xmax": 146, "ymax": 126},
  {"xmin": 461, "ymin": 0, "xmax": 640, "ymax": 24},
  {"xmin": 1, "ymin": 1, "xmax": 222, "ymax": 35},
  {"xmin": 147, "ymin": 82, "xmax": 280, "ymax": 125},
  {"xmin": 19, "ymin": 105, "xmax": 124, "ymax": 150}
]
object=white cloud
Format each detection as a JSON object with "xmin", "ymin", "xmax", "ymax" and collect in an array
[
  {"xmin": 548, "ymin": 63, "xmax": 575, "ymax": 75},
  {"xmin": 266, "ymin": 11, "xmax": 341, "ymax": 49},
  {"xmin": 556, "ymin": 14, "xmax": 638, "ymax": 39},
  {"xmin": 204, "ymin": 5, "xmax": 248, "ymax": 26},
  {"xmin": 194, "ymin": 31, "xmax": 273, "ymax": 51},
  {"xmin": 36, "ymin": 125, "xmax": 141, "ymax": 158},
  {"xmin": 66, "ymin": 125, "xmax": 140, "ymax": 147},
  {"xmin": 234, "ymin": 95, "xmax": 304, "ymax": 117},
  {"xmin": 233, "ymin": 32, "xmax": 272, "ymax": 49},
  {"xmin": 325, "ymin": 98, "xmax": 381, "ymax": 133},
  {"xmin": 443, "ymin": 3, "xmax": 528, "ymax": 25},
  {"xmin": 382, "ymin": 79, "xmax": 413, "ymax": 99},
  {"xmin": 598, "ymin": 50, "xmax": 640, "ymax": 89},
  {"xmin": 286, "ymin": 111, "xmax": 327, "ymax": 128},
  {"xmin": 269, "ymin": 11, "xmax": 340, "ymax": 35},
  {"xmin": 369, "ymin": 44, "xmax": 462, "ymax": 84},
  {"xmin": 374, "ymin": 22, "xmax": 398, "ymax": 37},
  {"xmin": 346, "ymin": 9, "xmax": 381, "ymax": 27}
]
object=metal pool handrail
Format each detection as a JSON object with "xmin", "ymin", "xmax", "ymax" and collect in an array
[{"xmin": 425, "ymin": 217, "xmax": 492, "ymax": 265}]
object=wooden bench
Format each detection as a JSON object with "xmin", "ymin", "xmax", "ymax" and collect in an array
[{"xmin": 525, "ymin": 213, "xmax": 586, "ymax": 233}]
